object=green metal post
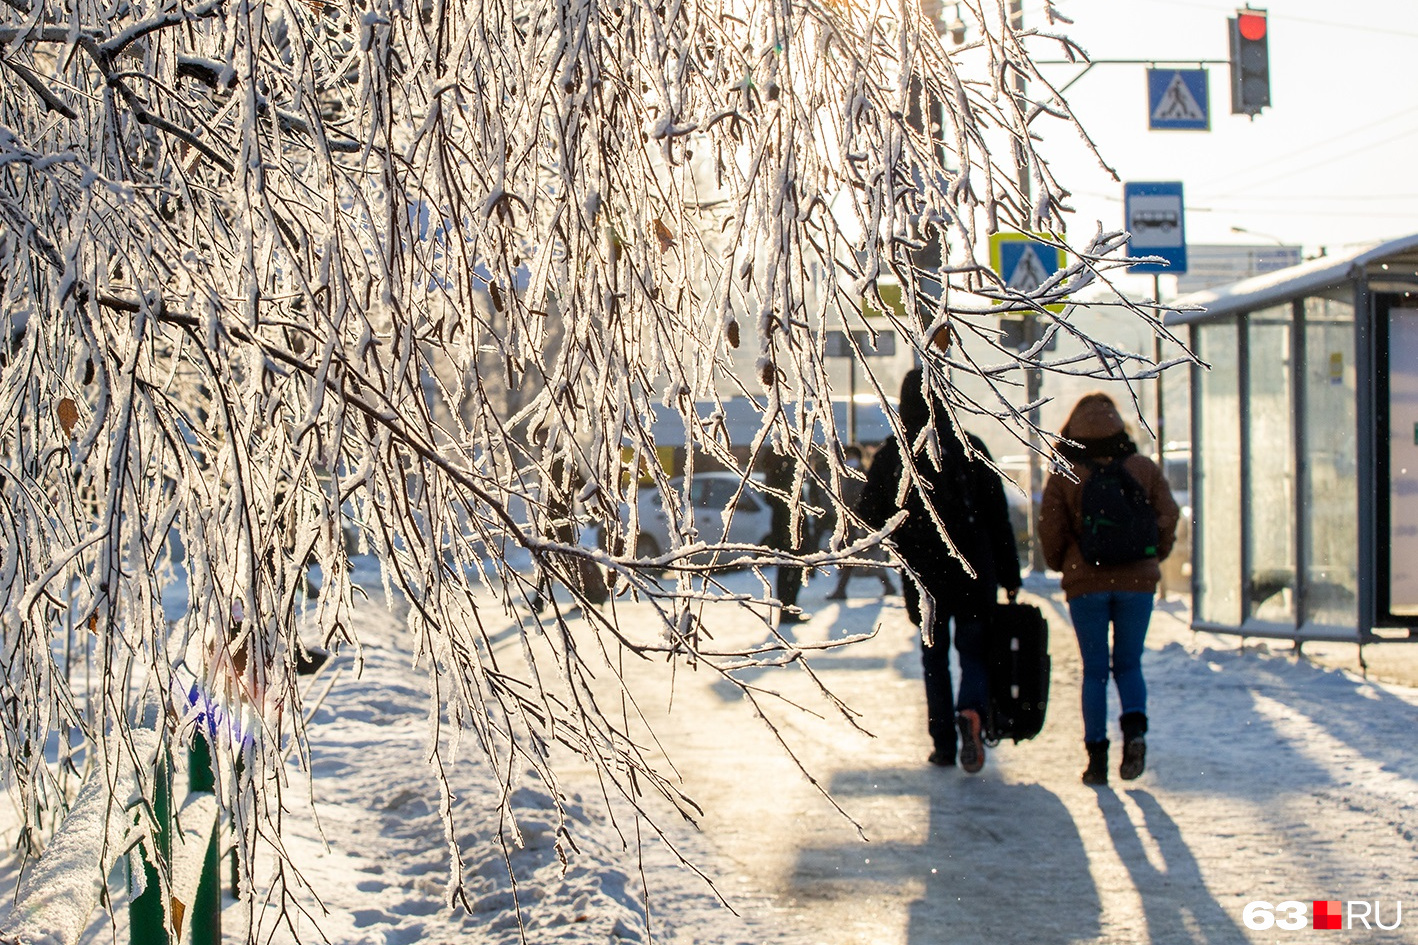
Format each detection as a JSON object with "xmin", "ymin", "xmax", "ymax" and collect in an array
[
  {"xmin": 230, "ymin": 754, "xmax": 244, "ymax": 901},
  {"xmin": 129, "ymin": 749, "xmax": 172, "ymax": 945},
  {"xmin": 189, "ymin": 733, "xmax": 222, "ymax": 945}
]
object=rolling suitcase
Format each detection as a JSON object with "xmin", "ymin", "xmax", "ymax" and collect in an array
[{"xmin": 984, "ymin": 602, "xmax": 1051, "ymax": 744}]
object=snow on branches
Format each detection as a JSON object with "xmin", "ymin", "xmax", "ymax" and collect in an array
[{"xmin": 0, "ymin": 0, "xmax": 1186, "ymax": 936}]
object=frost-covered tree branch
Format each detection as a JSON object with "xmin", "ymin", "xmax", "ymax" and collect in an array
[{"xmin": 0, "ymin": 0, "xmax": 1189, "ymax": 937}]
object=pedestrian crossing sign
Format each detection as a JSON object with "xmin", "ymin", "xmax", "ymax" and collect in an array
[
  {"xmin": 1147, "ymin": 68, "xmax": 1210, "ymax": 131},
  {"xmin": 989, "ymin": 232, "xmax": 1068, "ymax": 314}
]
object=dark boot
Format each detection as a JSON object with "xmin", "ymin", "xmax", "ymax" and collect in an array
[
  {"xmin": 1120, "ymin": 712, "xmax": 1148, "ymax": 781},
  {"xmin": 956, "ymin": 710, "xmax": 985, "ymax": 774},
  {"xmin": 1082, "ymin": 740, "xmax": 1109, "ymax": 785}
]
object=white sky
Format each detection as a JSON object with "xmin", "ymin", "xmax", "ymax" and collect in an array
[{"xmin": 1025, "ymin": 0, "xmax": 1417, "ymax": 260}]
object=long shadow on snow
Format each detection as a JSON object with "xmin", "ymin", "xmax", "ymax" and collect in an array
[
  {"xmin": 1097, "ymin": 788, "xmax": 1250, "ymax": 945},
  {"xmin": 1205, "ymin": 643, "xmax": 1418, "ymax": 783},
  {"xmin": 786, "ymin": 766, "xmax": 1100, "ymax": 945},
  {"xmin": 1133, "ymin": 642, "xmax": 1334, "ymax": 797}
]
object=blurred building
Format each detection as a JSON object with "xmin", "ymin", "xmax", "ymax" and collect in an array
[{"xmin": 1173, "ymin": 243, "xmax": 1304, "ymax": 296}]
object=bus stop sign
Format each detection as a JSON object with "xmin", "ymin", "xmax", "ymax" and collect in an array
[{"xmin": 1124, "ymin": 181, "xmax": 1188, "ymax": 274}]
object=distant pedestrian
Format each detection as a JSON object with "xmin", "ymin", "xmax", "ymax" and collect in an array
[
  {"xmin": 858, "ymin": 369, "xmax": 1021, "ymax": 772},
  {"xmin": 764, "ymin": 449, "xmax": 809, "ymax": 624},
  {"xmin": 1040, "ymin": 392, "xmax": 1179, "ymax": 786},
  {"xmin": 826, "ymin": 444, "xmax": 897, "ymax": 599}
]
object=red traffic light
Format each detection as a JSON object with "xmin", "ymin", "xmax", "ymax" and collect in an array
[
  {"xmin": 1237, "ymin": 10, "xmax": 1266, "ymax": 41},
  {"xmin": 1229, "ymin": 8, "xmax": 1270, "ymax": 115}
]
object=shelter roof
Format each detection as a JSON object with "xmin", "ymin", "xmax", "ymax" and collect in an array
[{"xmin": 1165, "ymin": 233, "xmax": 1418, "ymax": 326}]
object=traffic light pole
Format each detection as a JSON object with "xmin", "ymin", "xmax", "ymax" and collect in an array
[
  {"xmin": 846, "ymin": 352, "xmax": 857, "ymax": 446},
  {"xmin": 1023, "ymin": 330, "xmax": 1046, "ymax": 574},
  {"xmin": 1154, "ymin": 274, "xmax": 1167, "ymax": 466},
  {"xmin": 1008, "ymin": 0, "xmax": 1049, "ymax": 575}
]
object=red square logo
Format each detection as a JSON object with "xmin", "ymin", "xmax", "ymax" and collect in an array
[{"xmin": 1313, "ymin": 901, "xmax": 1343, "ymax": 930}]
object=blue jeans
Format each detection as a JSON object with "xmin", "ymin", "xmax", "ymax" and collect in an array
[{"xmin": 1068, "ymin": 591, "xmax": 1153, "ymax": 744}]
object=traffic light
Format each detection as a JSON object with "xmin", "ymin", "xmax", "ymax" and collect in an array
[{"xmin": 1229, "ymin": 8, "xmax": 1270, "ymax": 116}]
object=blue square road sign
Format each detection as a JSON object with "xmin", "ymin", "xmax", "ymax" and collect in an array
[
  {"xmin": 989, "ymin": 232, "xmax": 1067, "ymax": 314},
  {"xmin": 1147, "ymin": 69, "xmax": 1210, "ymax": 131}
]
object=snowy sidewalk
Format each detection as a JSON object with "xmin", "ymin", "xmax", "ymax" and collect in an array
[
  {"xmin": 606, "ymin": 571, "xmax": 1418, "ymax": 945},
  {"xmin": 7, "ymin": 567, "xmax": 1416, "ymax": 945}
]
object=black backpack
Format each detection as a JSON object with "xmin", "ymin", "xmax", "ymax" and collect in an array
[{"xmin": 1077, "ymin": 459, "xmax": 1160, "ymax": 567}]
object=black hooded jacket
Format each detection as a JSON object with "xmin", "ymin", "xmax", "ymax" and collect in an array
[{"xmin": 857, "ymin": 372, "xmax": 1021, "ymax": 619}]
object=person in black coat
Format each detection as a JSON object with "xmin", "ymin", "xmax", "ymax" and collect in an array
[
  {"xmin": 764, "ymin": 448, "xmax": 809, "ymax": 624},
  {"xmin": 826, "ymin": 444, "xmax": 898, "ymax": 599},
  {"xmin": 858, "ymin": 369, "xmax": 1021, "ymax": 772}
]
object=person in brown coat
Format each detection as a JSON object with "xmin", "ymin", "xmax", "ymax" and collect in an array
[{"xmin": 1040, "ymin": 392, "xmax": 1179, "ymax": 786}]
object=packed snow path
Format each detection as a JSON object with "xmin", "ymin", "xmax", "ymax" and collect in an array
[
  {"xmin": 612, "ymin": 572, "xmax": 1418, "ymax": 945},
  {"xmin": 3, "ymin": 570, "xmax": 1415, "ymax": 944}
]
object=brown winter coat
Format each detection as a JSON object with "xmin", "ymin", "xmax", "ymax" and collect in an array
[{"xmin": 1040, "ymin": 394, "xmax": 1180, "ymax": 601}]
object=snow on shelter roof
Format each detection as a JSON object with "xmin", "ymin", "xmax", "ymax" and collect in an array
[{"xmin": 1164, "ymin": 232, "xmax": 1418, "ymax": 326}]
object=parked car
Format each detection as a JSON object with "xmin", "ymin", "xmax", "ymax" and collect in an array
[
  {"xmin": 633, "ymin": 472, "xmax": 770, "ymax": 558},
  {"xmin": 1159, "ymin": 444, "xmax": 1192, "ymax": 598},
  {"xmin": 596, "ymin": 470, "xmax": 828, "ymax": 561}
]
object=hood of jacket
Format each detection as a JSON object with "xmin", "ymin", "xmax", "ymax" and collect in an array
[
  {"xmin": 1060, "ymin": 393, "xmax": 1137, "ymax": 461},
  {"xmin": 1063, "ymin": 392, "xmax": 1126, "ymax": 440}
]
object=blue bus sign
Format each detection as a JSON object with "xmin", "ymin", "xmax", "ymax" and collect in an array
[{"xmin": 1124, "ymin": 182, "xmax": 1187, "ymax": 274}]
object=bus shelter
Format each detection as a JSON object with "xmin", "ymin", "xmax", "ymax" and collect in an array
[{"xmin": 1167, "ymin": 233, "xmax": 1418, "ymax": 643}]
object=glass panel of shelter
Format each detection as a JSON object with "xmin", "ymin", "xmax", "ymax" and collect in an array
[
  {"xmin": 1246, "ymin": 305, "xmax": 1296, "ymax": 624},
  {"xmin": 1388, "ymin": 304, "xmax": 1418, "ymax": 616},
  {"xmin": 1193, "ymin": 320, "xmax": 1243, "ymax": 626},
  {"xmin": 1302, "ymin": 292, "xmax": 1358, "ymax": 628},
  {"xmin": 1196, "ymin": 294, "xmax": 1360, "ymax": 634}
]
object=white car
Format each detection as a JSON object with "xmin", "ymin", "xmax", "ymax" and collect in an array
[
  {"xmin": 628, "ymin": 472, "xmax": 774, "ymax": 558},
  {"xmin": 601, "ymin": 471, "xmax": 826, "ymax": 560}
]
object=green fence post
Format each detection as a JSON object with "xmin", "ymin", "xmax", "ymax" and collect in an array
[
  {"xmin": 188, "ymin": 733, "xmax": 222, "ymax": 945},
  {"xmin": 129, "ymin": 748, "xmax": 172, "ymax": 945}
]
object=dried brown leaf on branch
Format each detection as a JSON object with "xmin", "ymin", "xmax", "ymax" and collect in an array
[{"xmin": 56, "ymin": 398, "xmax": 79, "ymax": 437}]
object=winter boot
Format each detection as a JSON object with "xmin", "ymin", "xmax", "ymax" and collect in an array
[
  {"xmin": 956, "ymin": 709, "xmax": 985, "ymax": 774},
  {"xmin": 1082, "ymin": 740, "xmax": 1109, "ymax": 785},
  {"xmin": 1120, "ymin": 712, "xmax": 1148, "ymax": 781}
]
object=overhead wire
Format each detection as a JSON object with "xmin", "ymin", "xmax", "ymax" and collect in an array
[
  {"xmin": 1111, "ymin": 0, "xmax": 1418, "ymax": 40},
  {"xmin": 1197, "ymin": 105, "xmax": 1418, "ymax": 193},
  {"xmin": 1070, "ymin": 107, "xmax": 1418, "ymax": 214}
]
